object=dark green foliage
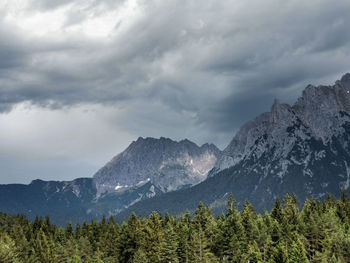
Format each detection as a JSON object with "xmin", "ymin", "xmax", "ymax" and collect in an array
[
  {"xmin": 0, "ymin": 192, "xmax": 349, "ymax": 262},
  {"xmin": 289, "ymin": 238, "xmax": 309, "ymax": 263}
]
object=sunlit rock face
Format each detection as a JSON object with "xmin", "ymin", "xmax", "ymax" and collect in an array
[
  {"xmin": 93, "ymin": 137, "xmax": 221, "ymax": 195},
  {"xmin": 0, "ymin": 137, "xmax": 221, "ymax": 225}
]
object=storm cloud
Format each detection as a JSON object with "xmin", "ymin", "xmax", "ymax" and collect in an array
[{"xmin": 1, "ymin": 0, "xmax": 350, "ymax": 183}]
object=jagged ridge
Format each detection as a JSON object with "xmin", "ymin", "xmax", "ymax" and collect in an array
[
  {"xmin": 117, "ymin": 73, "xmax": 350, "ymax": 218},
  {"xmin": 93, "ymin": 137, "xmax": 221, "ymax": 195}
]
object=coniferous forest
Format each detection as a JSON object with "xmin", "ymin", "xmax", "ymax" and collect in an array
[{"xmin": 0, "ymin": 192, "xmax": 349, "ymax": 263}]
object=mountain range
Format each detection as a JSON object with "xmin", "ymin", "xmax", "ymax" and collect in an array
[
  {"xmin": 0, "ymin": 137, "xmax": 221, "ymax": 225},
  {"xmin": 1, "ymin": 73, "xmax": 350, "ymax": 225}
]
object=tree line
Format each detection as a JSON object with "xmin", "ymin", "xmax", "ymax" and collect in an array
[{"xmin": 0, "ymin": 191, "xmax": 349, "ymax": 262}]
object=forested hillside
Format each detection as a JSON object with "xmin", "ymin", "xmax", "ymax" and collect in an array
[{"xmin": 0, "ymin": 191, "xmax": 349, "ymax": 263}]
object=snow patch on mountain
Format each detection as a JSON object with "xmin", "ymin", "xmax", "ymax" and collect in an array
[
  {"xmin": 114, "ymin": 183, "xmax": 129, "ymax": 191},
  {"xmin": 72, "ymin": 184, "xmax": 81, "ymax": 198}
]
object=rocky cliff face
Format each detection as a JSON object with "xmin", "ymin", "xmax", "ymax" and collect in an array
[
  {"xmin": 213, "ymin": 73, "xmax": 350, "ymax": 192},
  {"xmin": 0, "ymin": 137, "xmax": 221, "ymax": 225},
  {"xmin": 118, "ymin": 73, "xmax": 350, "ymax": 218},
  {"xmin": 94, "ymin": 137, "xmax": 221, "ymax": 195},
  {"xmin": 2, "ymin": 74, "xmax": 350, "ymax": 224}
]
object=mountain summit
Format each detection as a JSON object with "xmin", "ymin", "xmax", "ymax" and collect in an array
[
  {"xmin": 213, "ymin": 73, "xmax": 350, "ymax": 181},
  {"xmin": 94, "ymin": 137, "xmax": 221, "ymax": 195},
  {"xmin": 1, "ymin": 74, "xmax": 350, "ymax": 224},
  {"xmin": 0, "ymin": 137, "xmax": 221, "ymax": 225},
  {"xmin": 117, "ymin": 73, "xmax": 350, "ymax": 218}
]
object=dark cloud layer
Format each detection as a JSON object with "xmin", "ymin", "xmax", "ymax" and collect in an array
[{"xmin": 1, "ymin": 0, "xmax": 350, "ymax": 183}]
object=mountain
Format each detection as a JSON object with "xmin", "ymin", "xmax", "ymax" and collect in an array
[
  {"xmin": 0, "ymin": 178, "xmax": 97, "ymax": 225},
  {"xmin": 0, "ymin": 137, "xmax": 221, "ymax": 225},
  {"xmin": 115, "ymin": 73, "xmax": 350, "ymax": 219},
  {"xmin": 2, "ymin": 74, "xmax": 350, "ymax": 224},
  {"xmin": 93, "ymin": 136, "xmax": 221, "ymax": 195}
]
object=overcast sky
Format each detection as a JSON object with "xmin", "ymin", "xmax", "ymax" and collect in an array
[{"xmin": 1, "ymin": 0, "xmax": 350, "ymax": 184}]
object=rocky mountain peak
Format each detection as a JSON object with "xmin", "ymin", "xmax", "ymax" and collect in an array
[
  {"xmin": 270, "ymin": 98, "xmax": 293, "ymax": 124},
  {"xmin": 204, "ymin": 73, "xmax": 350, "ymax": 211},
  {"xmin": 292, "ymin": 75, "xmax": 350, "ymax": 141},
  {"xmin": 214, "ymin": 73, "xmax": 350, "ymax": 174},
  {"xmin": 338, "ymin": 73, "xmax": 350, "ymax": 91},
  {"xmin": 93, "ymin": 137, "xmax": 221, "ymax": 195}
]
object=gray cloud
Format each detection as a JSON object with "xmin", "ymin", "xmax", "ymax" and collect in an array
[
  {"xmin": 1, "ymin": 0, "xmax": 350, "ymax": 183},
  {"xmin": 29, "ymin": 0, "xmax": 124, "ymax": 11}
]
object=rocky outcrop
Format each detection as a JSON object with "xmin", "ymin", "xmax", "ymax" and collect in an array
[{"xmin": 93, "ymin": 137, "xmax": 221, "ymax": 195}]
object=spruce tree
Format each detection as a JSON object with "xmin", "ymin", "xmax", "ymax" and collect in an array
[
  {"xmin": 0, "ymin": 233, "xmax": 21, "ymax": 263},
  {"xmin": 271, "ymin": 198, "xmax": 284, "ymax": 224},
  {"xmin": 176, "ymin": 217, "xmax": 191, "ymax": 263},
  {"xmin": 270, "ymin": 242, "xmax": 288, "ymax": 263},
  {"xmin": 161, "ymin": 222, "xmax": 179, "ymax": 263},
  {"xmin": 144, "ymin": 212, "xmax": 164, "ymax": 262},
  {"xmin": 289, "ymin": 238, "xmax": 308, "ymax": 263},
  {"xmin": 133, "ymin": 248, "xmax": 148, "ymax": 263},
  {"xmin": 220, "ymin": 194, "xmax": 245, "ymax": 262},
  {"xmin": 246, "ymin": 241, "xmax": 262, "ymax": 263},
  {"xmin": 241, "ymin": 199, "xmax": 258, "ymax": 244}
]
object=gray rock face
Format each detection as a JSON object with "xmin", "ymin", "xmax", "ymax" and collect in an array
[
  {"xmin": 93, "ymin": 137, "xmax": 221, "ymax": 195},
  {"xmin": 212, "ymin": 73, "xmax": 350, "ymax": 193},
  {"xmin": 116, "ymin": 74, "xmax": 350, "ymax": 220},
  {"xmin": 0, "ymin": 137, "xmax": 221, "ymax": 225}
]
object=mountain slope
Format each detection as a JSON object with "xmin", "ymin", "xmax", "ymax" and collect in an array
[
  {"xmin": 94, "ymin": 137, "xmax": 221, "ymax": 195},
  {"xmin": 116, "ymin": 73, "xmax": 350, "ymax": 219},
  {"xmin": 0, "ymin": 178, "xmax": 97, "ymax": 225},
  {"xmin": 0, "ymin": 137, "xmax": 221, "ymax": 225}
]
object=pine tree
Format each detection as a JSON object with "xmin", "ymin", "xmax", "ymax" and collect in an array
[
  {"xmin": 269, "ymin": 219, "xmax": 281, "ymax": 244},
  {"xmin": 53, "ymin": 242, "xmax": 69, "ymax": 263},
  {"xmin": 35, "ymin": 228, "xmax": 55, "ymax": 262},
  {"xmin": 283, "ymin": 194, "xmax": 300, "ymax": 234},
  {"xmin": 219, "ymin": 194, "xmax": 245, "ymax": 262},
  {"xmin": 117, "ymin": 213, "xmax": 144, "ymax": 263},
  {"xmin": 300, "ymin": 198, "xmax": 324, "ymax": 260},
  {"xmin": 78, "ymin": 236, "xmax": 93, "ymax": 262},
  {"xmin": 0, "ymin": 233, "xmax": 21, "ymax": 263},
  {"xmin": 190, "ymin": 225, "xmax": 218, "ymax": 263},
  {"xmin": 161, "ymin": 222, "xmax": 179, "ymax": 263},
  {"xmin": 246, "ymin": 241, "xmax": 263, "ymax": 263},
  {"xmin": 75, "ymin": 223, "xmax": 82, "ymax": 240},
  {"xmin": 144, "ymin": 212, "xmax": 164, "ymax": 262},
  {"xmin": 133, "ymin": 248, "xmax": 148, "ymax": 263},
  {"xmin": 66, "ymin": 221, "xmax": 74, "ymax": 239},
  {"xmin": 289, "ymin": 238, "xmax": 308, "ymax": 263},
  {"xmin": 337, "ymin": 188, "xmax": 350, "ymax": 224},
  {"xmin": 271, "ymin": 197, "xmax": 284, "ymax": 224},
  {"xmin": 71, "ymin": 248, "xmax": 82, "ymax": 263},
  {"xmin": 192, "ymin": 203, "xmax": 218, "ymax": 252},
  {"xmin": 241, "ymin": 199, "xmax": 258, "ymax": 244},
  {"xmin": 101, "ymin": 219, "xmax": 120, "ymax": 259},
  {"xmin": 177, "ymin": 216, "xmax": 191, "ymax": 263},
  {"xmin": 10, "ymin": 223, "xmax": 30, "ymax": 261},
  {"xmin": 269, "ymin": 242, "xmax": 288, "ymax": 263}
]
